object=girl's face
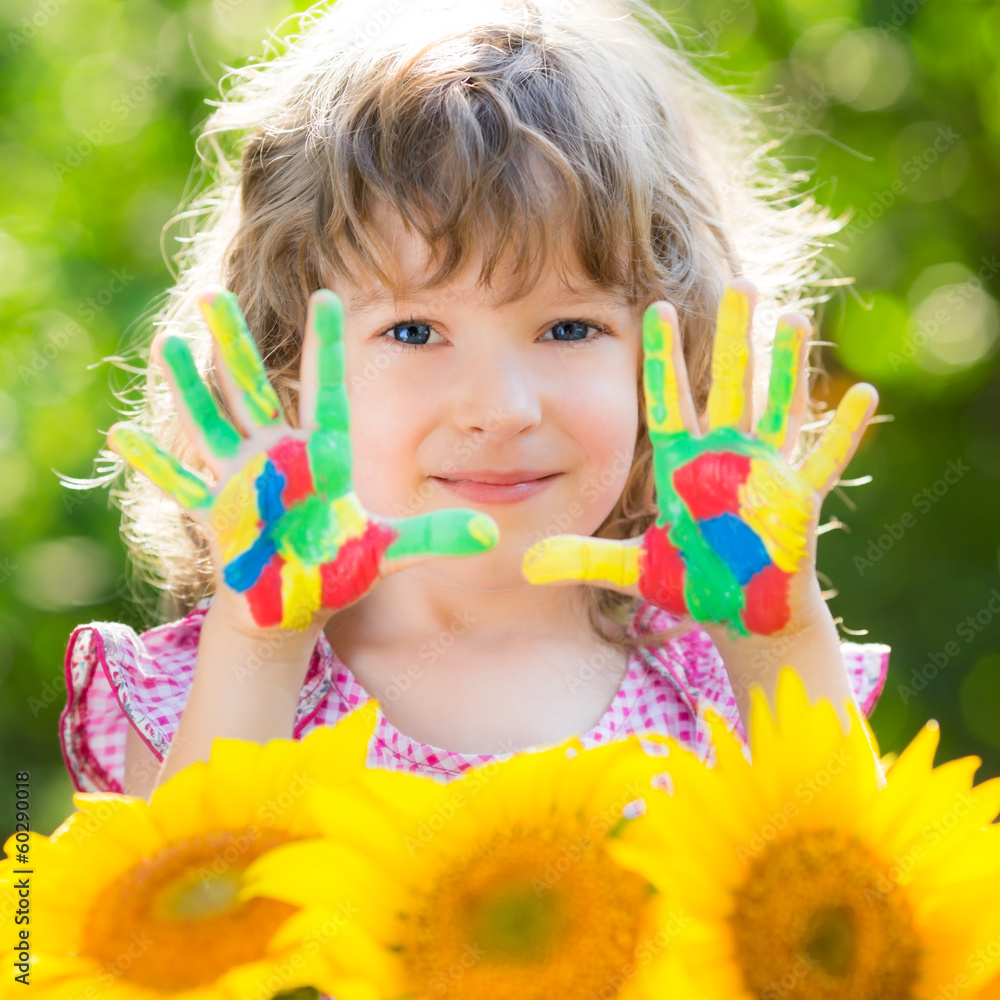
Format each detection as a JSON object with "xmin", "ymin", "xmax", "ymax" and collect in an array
[{"xmin": 326, "ymin": 212, "xmax": 644, "ymax": 588}]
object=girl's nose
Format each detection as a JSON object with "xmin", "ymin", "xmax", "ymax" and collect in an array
[{"xmin": 450, "ymin": 347, "xmax": 543, "ymax": 441}]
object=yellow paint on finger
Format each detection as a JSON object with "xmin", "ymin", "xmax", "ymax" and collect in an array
[
  {"xmin": 707, "ymin": 287, "xmax": 751, "ymax": 429},
  {"xmin": 208, "ymin": 453, "xmax": 267, "ymax": 562},
  {"xmin": 522, "ymin": 535, "xmax": 640, "ymax": 587},
  {"xmin": 280, "ymin": 552, "xmax": 322, "ymax": 631},
  {"xmin": 108, "ymin": 424, "xmax": 213, "ymax": 510},
  {"xmin": 738, "ymin": 460, "xmax": 812, "ymax": 572},
  {"xmin": 799, "ymin": 385, "xmax": 875, "ymax": 492}
]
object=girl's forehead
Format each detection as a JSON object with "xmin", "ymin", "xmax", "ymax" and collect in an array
[
  {"xmin": 328, "ymin": 198, "xmax": 634, "ymax": 312},
  {"xmin": 342, "ymin": 266, "xmax": 630, "ymax": 315}
]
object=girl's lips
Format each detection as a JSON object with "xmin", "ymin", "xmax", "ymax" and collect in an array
[{"xmin": 430, "ymin": 474, "xmax": 562, "ymax": 505}]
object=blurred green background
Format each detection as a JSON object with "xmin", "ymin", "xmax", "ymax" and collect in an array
[{"xmin": 0, "ymin": 0, "xmax": 997, "ymax": 839}]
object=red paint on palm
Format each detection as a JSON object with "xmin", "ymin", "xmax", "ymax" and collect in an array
[
  {"xmin": 638, "ymin": 522, "xmax": 688, "ymax": 616},
  {"xmin": 741, "ymin": 563, "xmax": 792, "ymax": 635},
  {"xmin": 245, "ymin": 554, "xmax": 285, "ymax": 628},
  {"xmin": 319, "ymin": 520, "xmax": 399, "ymax": 609},
  {"xmin": 270, "ymin": 438, "xmax": 314, "ymax": 508},
  {"xmin": 671, "ymin": 451, "xmax": 751, "ymax": 521}
]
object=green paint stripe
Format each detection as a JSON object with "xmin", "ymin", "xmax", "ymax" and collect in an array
[
  {"xmin": 642, "ymin": 308, "xmax": 670, "ymax": 430},
  {"xmin": 757, "ymin": 319, "xmax": 802, "ymax": 447},
  {"xmin": 384, "ymin": 510, "xmax": 499, "ymax": 561},
  {"xmin": 203, "ymin": 290, "xmax": 283, "ymax": 427},
  {"xmin": 161, "ymin": 336, "xmax": 242, "ymax": 459},
  {"xmin": 109, "ymin": 424, "xmax": 213, "ymax": 509},
  {"xmin": 272, "ymin": 494, "xmax": 339, "ymax": 562},
  {"xmin": 676, "ymin": 515, "xmax": 748, "ymax": 635},
  {"xmin": 307, "ymin": 429, "xmax": 352, "ymax": 497},
  {"xmin": 652, "ymin": 426, "xmax": 773, "ymax": 473},
  {"xmin": 658, "ymin": 476, "xmax": 745, "ymax": 612},
  {"xmin": 311, "ymin": 290, "xmax": 350, "ymax": 434},
  {"xmin": 644, "ymin": 356, "xmax": 668, "ymax": 429}
]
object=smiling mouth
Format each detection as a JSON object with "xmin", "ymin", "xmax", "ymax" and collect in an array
[
  {"xmin": 431, "ymin": 472, "xmax": 561, "ymax": 486},
  {"xmin": 437, "ymin": 476, "xmax": 558, "ymax": 482}
]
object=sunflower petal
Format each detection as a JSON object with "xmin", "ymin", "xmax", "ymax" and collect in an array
[
  {"xmin": 299, "ymin": 700, "xmax": 379, "ymax": 783},
  {"xmin": 240, "ymin": 838, "xmax": 405, "ymax": 913},
  {"xmin": 147, "ymin": 760, "xmax": 211, "ymax": 841},
  {"xmin": 75, "ymin": 793, "xmax": 166, "ymax": 847},
  {"xmin": 202, "ymin": 738, "xmax": 264, "ymax": 830}
]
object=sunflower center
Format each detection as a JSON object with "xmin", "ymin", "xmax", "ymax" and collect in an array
[
  {"xmin": 401, "ymin": 822, "xmax": 652, "ymax": 1000},
  {"xmin": 730, "ymin": 828, "xmax": 922, "ymax": 1000},
  {"xmin": 81, "ymin": 827, "xmax": 298, "ymax": 990},
  {"xmin": 153, "ymin": 868, "xmax": 241, "ymax": 919},
  {"xmin": 470, "ymin": 883, "xmax": 565, "ymax": 962},
  {"xmin": 804, "ymin": 905, "xmax": 855, "ymax": 976}
]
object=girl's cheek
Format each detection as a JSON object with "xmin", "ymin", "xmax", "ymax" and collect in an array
[
  {"xmin": 554, "ymin": 366, "xmax": 638, "ymax": 517},
  {"xmin": 561, "ymin": 358, "xmax": 638, "ymax": 439},
  {"xmin": 347, "ymin": 389, "xmax": 430, "ymax": 516}
]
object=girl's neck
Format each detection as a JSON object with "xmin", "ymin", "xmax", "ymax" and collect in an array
[
  {"xmin": 323, "ymin": 563, "xmax": 628, "ymax": 754},
  {"xmin": 328, "ymin": 560, "xmax": 592, "ymax": 651}
]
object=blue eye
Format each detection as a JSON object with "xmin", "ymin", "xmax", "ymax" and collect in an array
[
  {"xmin": 387, "ymin": 321, "xmax": 434, "ymax": 347},
  {"xmin": 541, "ymin": 320, "xmax": 608, "ymax": 345},
  {"xmin": 379, "ymin": 318, "xmax": 610, "ymax": 351},
  {"xmin": 547, "ymin": 321, "xmax": 591, "ymax": 342}
]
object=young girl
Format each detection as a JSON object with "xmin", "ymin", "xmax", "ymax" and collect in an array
[{"xmin": 58, "ymin": 0, "xmax": 889, "ymax": 801}]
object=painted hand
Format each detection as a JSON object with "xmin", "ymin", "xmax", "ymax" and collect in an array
[
  {"xmin": 521, "ymin": 283, "xmax": 878, "ymax": 638},
  {"xmin": 108, "ymin": 289, "xmax": 498, "ymax": 631}
]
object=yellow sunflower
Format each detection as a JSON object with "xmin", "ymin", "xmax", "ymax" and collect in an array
[
  {"xmin": 238, "ymin": 728, "xmax": 689, "ymax": 1000},
  {"xmin": 0, "ymin": 702, "xmax": 377, "ymax": 1000},
  {"xmin": 979, "ymin": 970, "xmax": 1000, "ymax": 1000},
  {"xmin": 972, "ymin": 924, "xmax": 1000, "ymax": 1000},
  {"xmin": 608, "ymin": 667, "xmax": 1000, "ymax": 1000}
]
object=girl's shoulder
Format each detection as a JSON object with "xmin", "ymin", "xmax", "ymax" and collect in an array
[
  {"xmin": 58, "ymin": 597, "xmax": 889, "ymax": 793},
  {"xmin": 59, "ymin": 597, "xmax": 349, "ymax": 793}
]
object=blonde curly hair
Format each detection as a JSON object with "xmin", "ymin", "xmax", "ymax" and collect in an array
[{"xmin": 83, "ymin": 0, "xmax": 842, "ymax": 648}]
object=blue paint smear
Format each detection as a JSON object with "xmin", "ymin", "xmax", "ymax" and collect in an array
[
  {"xmin": 255, "ymin": 459, "xmax": 286, "ymax": 526},
  {"xmin": 225, "ymin": 534, "xmax": 278, "ymax": 592},
  {"xmin": 699, "ymin": 512, "xmax": 771, "ymax": 585}
]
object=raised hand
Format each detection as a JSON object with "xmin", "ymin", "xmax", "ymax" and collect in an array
[
  {"xmin": 108, "ymin": 288, "xmax": 499, "ymax": 632},
  {"xmin": 521, "ymin": 282, "xmax": 878, "ymax": 638}
]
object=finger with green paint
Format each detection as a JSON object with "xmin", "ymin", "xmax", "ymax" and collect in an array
[{"xmin": 108, "ymin": 287, "xmax": 500, "ymax": 632}]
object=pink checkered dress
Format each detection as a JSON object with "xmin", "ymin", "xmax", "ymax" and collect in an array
[{"xmin": 58, "ymin": 598, "xmax": 889, "ymax": 794}]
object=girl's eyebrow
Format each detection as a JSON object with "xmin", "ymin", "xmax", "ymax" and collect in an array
[
  {"xmin": 350, "ymin": 289, "xmax": 401, "ymax": 314},
  {"xmin": 350, "ymin": 285, "xmax": 444, "ymax": 314},
  {"xmin": 349, "ymin": 285, "xmax": 626, "ymax": 314}
]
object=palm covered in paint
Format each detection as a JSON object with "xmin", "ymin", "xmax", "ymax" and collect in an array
[
  {"xmin": 522, "ymin": 284, "xmax": 878, "ymax": 637},
  {"xmin": 108, "ymin": 289, "xmax": 498, "ymax": 631}
]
